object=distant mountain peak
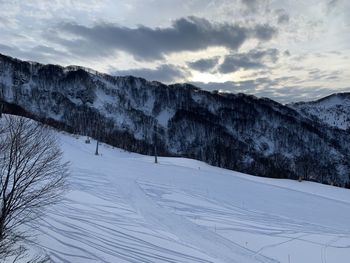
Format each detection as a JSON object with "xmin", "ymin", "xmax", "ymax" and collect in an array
[{"xmin": 290, "ymin": 93, "xmax": 350, "ymax": 130}]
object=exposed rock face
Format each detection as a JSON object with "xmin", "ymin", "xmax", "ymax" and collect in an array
[{"xmin": 1, "ymin": 53, "xmax": 349, "ymax": 185}]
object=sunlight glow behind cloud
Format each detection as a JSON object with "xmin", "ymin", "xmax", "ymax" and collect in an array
[{"xmin": 0, "ymin": 0, "xmax": 349, "ymax": 103}]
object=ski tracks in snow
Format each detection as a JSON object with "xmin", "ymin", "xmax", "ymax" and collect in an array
[
  {"xmin": 113, "ymin": 178, "xmax": 279, "ymax": 263},
  {"xmin": 27, "ymin": 135, "xmax": 350, "ymax": 263},
  {"xmin": 31, "ymin": 169, "xmax": 218, "ymax": 263}
]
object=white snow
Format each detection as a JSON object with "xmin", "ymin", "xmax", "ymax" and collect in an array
[
  {"xmin": 24, "ymin": 129, "xmax": 350, "ymax": 263},
  {"xmin": 156, "ymin": 109, "xmax": 174, "ymax": 127},
  {"xmin": 291, "ymin": 94, "xmax": 350, "ymax": 130}
]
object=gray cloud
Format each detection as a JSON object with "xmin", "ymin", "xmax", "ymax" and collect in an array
[
  {"xmin": 275, "ymin": 9, "xmax": 290, "ymax": 24},
  {"xmin": 278, "ymin": 14, "xmax": 290, "ymax": 24},
  {"xmin": 49, "ymin": 16, "xmax": 277, "ymax": 61},
  {"xmin": 191, "ymin": 76, "xmax": 298, "ymax": 94},
  {"xmin": 283, "ymin": 50, "xmax": 291, "ymax": 56},
  {"xmin": 0, "ymin": 17, "xmax": 10, "ymax": 27},
  {"xmin": 187, "ymin": 57, "xmax": 219, "ymax": 72},
  {"xmin": 191, "ymin": 79, "xmax": 350, "ymax": 103},
  {"xmin": 112, "ymin": 64, "xmax": 191, "ymax": 83},
  {"xmin": 218, "ymin": 48, "xmax": 279, "ymax": 74},
  {"xmin": 308, "ymin": 68, "xmax": 341, "ymax": 81},
  {"xmin": 241, "ymin": 0, "xmax": 259, "ymax": 12},
  {"xmin": 253, "ymin": 24, "xmax": 277, "ymax": 40},
  {"xmin": 326, "ymin": 0, "xmax": 339, "ymax": 13},
  {"xmin": 0, "ymin": 43, "xmax": 15, "ymax": 54},
  {"xmin": 0, "ymin": 43, "xmax": 72, "ymax": 64}
]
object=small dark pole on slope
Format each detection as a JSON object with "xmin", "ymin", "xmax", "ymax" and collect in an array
[
  {"xmin": 95, "ymin": 140, "xmax": 99, "ymax": 155},
  {"xmin": 0, "ymin": 93, "xmax": 3, "ymax": 118},
  {"xmin": 154, "ymin": 124, "xmax": 158, "ymax": 164},
  {"xmin": 0, "ymin": 101, "xmax": 3, "ymax": 118}
]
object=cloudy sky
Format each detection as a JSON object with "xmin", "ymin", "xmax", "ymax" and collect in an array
[{"xmin": 0, "ymin": 0, "xmax": 349, "ymax": 103}]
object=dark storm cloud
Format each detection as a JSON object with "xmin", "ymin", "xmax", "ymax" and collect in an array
[
  {"xmin": 113, "ymin": 64, "xmax": 191, "ymax": 83},
  {"xmin": 49, "ymin": 17, "xmax": 277, "ymax": 61},
  {"xmin": 187, "ymin": 57, "xmax": 219, "ymax": 72},
  {"xmin": 218, "ymin": 48, "xmax": 279, "ymax": 73}
]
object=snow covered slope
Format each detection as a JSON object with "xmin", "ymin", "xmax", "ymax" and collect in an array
[
  {"xmin": 1, "ymin": 53, "xmax": 350, "ymax": 185},
  {"xmin": 290, "ymin": 93, "xmax": 350, "ymax": 130},
  {"xmin": 25, "ymin": 128, "xmax": 350, "ymax": 263}
]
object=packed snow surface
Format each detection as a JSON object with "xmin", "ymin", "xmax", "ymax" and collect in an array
[{"xmin": 28, "ymin": 131, "xmax": 350, "ymax": 263}]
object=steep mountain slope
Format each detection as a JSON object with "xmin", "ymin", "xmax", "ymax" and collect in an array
[
  {"xmin": 290, "ymin": 93, "xmax": 350, "ymax": 131},
  {"xmin": 0, "ymin": 53, "xmax": 349, "ymax": 185},
  {"xmin": 21, "ymin": 122, "xmax": 350, "ymax": 263}
]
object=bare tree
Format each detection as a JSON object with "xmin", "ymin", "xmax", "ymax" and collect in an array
[
  {"xmin": 295, "ymin": 154, "xmax": 314, "ymax": 181},
  {"xmin": 0, "ymin": 115, "xmax": 68, "ymax": 260}
]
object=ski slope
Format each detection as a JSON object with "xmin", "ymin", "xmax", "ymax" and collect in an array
[{"xmin": 27, "ymin": 131, "xmax": 350, "ymax": 263}]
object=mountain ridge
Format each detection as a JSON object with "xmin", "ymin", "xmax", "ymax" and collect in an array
[
  {"xmin": 290, "ymin": 93, "xmax": 350, "ymax": 131},
  {"xmin": 0, "ymin": 53, "xmax": 349, "ymax": 185}
]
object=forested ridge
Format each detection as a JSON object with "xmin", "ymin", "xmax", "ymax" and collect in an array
[{"xmin": 1, "ymin": 53, "xmax": 349, "ymax": 186}]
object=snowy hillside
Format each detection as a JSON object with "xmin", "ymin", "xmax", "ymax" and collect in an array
[
  {"xmin": 1, "ymin": 53, "xmax": 350, "ymax": 185},
  {"xmin": 290, "ymin": 93, "xmax": 350, "ymax": 130},
  {"xmin": 24, "ymin": 126, "xmax": 350, "ymax": 263}
]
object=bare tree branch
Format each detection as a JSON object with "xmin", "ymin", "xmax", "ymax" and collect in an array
[{"xmin": 0, "ymin": 115, "xmax": 68, "ymax": 261}]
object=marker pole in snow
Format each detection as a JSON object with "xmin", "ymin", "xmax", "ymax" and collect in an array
[
  {"xmin": 154, "ymin": 126, "xmax": 158, "ymax": 164},
  {"xmin": 95, "ymin": 140, "xmax": 99, "ymax": 155},
  {"xmin": 154, "ymin": 147, "xmax": 158, "ymax": 163}
]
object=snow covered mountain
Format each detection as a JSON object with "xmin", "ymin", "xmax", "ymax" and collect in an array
[
  {"xmin": 290, "ymin": 93, "xmax": 350, "ymax": 131},
  {"xmin": 22, "ymin": 122, "xmax": 350, "ymax": 263},
  {"xmin": 0, "ymin": 53, "xmax": 350, "ymax": 185}
]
